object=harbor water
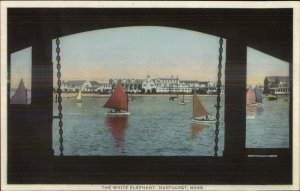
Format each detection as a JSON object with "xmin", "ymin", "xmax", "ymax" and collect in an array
[{"xmin": 52, "ymin": 95, "xmax": 289, "ymax": 156}]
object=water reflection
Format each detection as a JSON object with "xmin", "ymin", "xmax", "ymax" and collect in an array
[
  {"xmin": 105, "ymin": 116, "xmax": 128, "ymax": 147},
  {"xmin": 191, "ymin": 123, "xmax": 209, "ymax": 139},
  {"xmin": 246, "ymin": 106, "xmax": 264, "ymax": 120},
  {"xmin": 76, "ymin": 102, "xmax": 82, "ymax": 108}
]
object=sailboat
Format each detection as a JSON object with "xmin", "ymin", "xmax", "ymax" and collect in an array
[
  {"xmin": 246, "ymin": 85, "xmax": 256, "ymax": 106},
  {"xmin": 179, "ymin": 94, "xmax": 186, "ymax": 105},
  {"xmin": 169, "ymin": 76, "xmax": 178, "ymax": 101},
  {"xmin": 191, "ymin": 92, "xmax": 215, "ymax": 123},
  {"xmin": 254, "ymin": 86, "xmax": 264, "ymax": 107},
  {"xmin": 103, "ymin": 80, "xmax": 130, "ymax": 116},
  {"xmin": 10, "ymin": 78, "xmax": 27, "ymax": 104},
  {"xmin": 75, "ymin": 90, "xmax": 82, "ymax": 103},
  {"xmin": 247, "ymin": 85, "xmax": 264, "ymax": 107}
]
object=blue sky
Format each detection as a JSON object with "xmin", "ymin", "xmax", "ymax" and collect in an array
[
  {"xmin": 10, "ymin": 47, "xmax": 32, "ymax": 89},
  {"xmin": 52, "ymin": 26, "xmax": 227, "ymax": 83},
  {"xmin": 10, "ymin": 26, "xmax": 289, "ymax": 89}
]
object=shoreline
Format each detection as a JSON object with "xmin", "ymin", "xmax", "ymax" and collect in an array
[{"xmin": 57, "ymin": 92, "xmax": 224, "ymax": 98}]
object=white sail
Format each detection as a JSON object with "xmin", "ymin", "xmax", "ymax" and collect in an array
[{"xmin": 75, "ymin": 90, "xmax": 82, "ymax": 103}]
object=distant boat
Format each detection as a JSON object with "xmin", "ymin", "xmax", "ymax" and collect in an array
[
  {"xmin": 169, "ymin": 95, "xmax": 178, "ymax": 101},
  {"xmin": 246, "ymin": 85, "xmax": 256, "ymax": 105},
  {"xmin": 254, "ymin": 86, "xmax": 264, "ymax": 106},
  {"xmin": 191, "ymin": 92, "xmax": 215, "ymax": 123},
  {"xmin": 179, "ymin": 94, "xmax": 186, "ymax": 105},
  {"xmin": 267, "ymin": 95, "xmax": 277, "ymax": 101},
  {"xmin": 103, "ymin": 80, "xmax": 130, "ymax": 116},
  {"xmin": 247, "ymin": 85, "xmax": 264, "ymax": 107},
  {"xmin": 10, "ymin": 78, "xmax": 27, "ymax": 104},
  {"xmin": 75, "ymin": 90, "xmax": 82, "ymax": 103}
]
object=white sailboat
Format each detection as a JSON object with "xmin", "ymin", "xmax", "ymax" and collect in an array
[
  {"xmin": 191, "ymin": 92, "xmax": 215, "ymax": 123},
  {"xmin": 179, "ymin": 94, "xmax": 186, "ymax": 105},
  {"xmin": 75, "ymin": 90, "xmax": 82, "ymax": 103}
]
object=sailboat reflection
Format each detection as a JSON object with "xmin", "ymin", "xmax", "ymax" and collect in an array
[
  {"xmin": 191, "ymin": 123, "xmax": 209, "ymax": 140},
  {"xmin": 75, "ymin": 102, "xmax": 82, "ymax": 108},
  {"xmin": 246, "ymin": 106, "xmax": 264, "ymax": 119},
  {"xmin": 105, "ymin": 116, "xmax": 128, "ymax": 147}
]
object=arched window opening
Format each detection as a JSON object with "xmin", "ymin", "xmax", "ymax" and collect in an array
[
  {"xmin": 246, "ymin": 47, "xmax": 290, "ymax": 156},
  {"xmin": 52, "ymin": 26, "xmax": 226, "ymax": 156},
  {"xmin": 9, "ymin": 47, "xmax": 32, "ymax": 105}
]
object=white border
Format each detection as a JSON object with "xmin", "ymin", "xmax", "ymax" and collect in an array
[{"xmin": 1, "ymin": 1, "xmax": 299, "ymax": 191}]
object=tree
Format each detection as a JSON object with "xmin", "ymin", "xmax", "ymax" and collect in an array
[
  {"xmin": 146, "ymin": 89, "xmax": 151, "ymax": 94},
  {"xmin": 151, "ymin": 88, "xmax": 157, "ymax": 94}
]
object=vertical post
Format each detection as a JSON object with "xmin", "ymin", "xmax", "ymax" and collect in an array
[
  {"xmin": 223, "ymin": 38, "xmax": 247, "ymax": 158},
  {"xmin": 31, "ymin": 38, "xmax": 54, "ymax": 157},
  {"xmin": 7, "ymin": 54, "xmax": 11, "ymax": 102}
]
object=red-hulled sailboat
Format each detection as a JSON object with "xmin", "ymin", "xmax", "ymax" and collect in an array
[{"xmin": 103, "ymin": 80, "xmax": 130, "ymax": 116}]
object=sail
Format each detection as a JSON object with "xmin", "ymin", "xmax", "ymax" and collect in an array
[
  {"xmin": 75, "ymin": 90, "xmax": 82, "ymax": 102},
  {"xmin": 254, "ymin": 86, "xmax": 263, "ymax": 103},
  {"xmin": 10, "ymin": 79, "xmax": 27, "ymax": 104},
  {"xmin": 103, "ymin": 80, "xmax": 128, "ymax": 111},
  {"xmin": 193, "ymin": 92, "xmax": 210, "ymax": 117},
  {"xmin": 246, "ymin": 85, "xmax": 256, "ymax": 105}
]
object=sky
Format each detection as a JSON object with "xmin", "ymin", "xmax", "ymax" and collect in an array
[
  {"xmin": 51, "ymin": 26, "xmax": 226, "ymax": 83},
  {"xmin": 10, "ymin": 26, "xmax": 289, "ymax": 89},
  {"xmin": 10, "ymin": 47, "xmax": 32, "ymax": 89},
  {"xmin": 247, "ymin": 47, "xmax": 289, "ymax": 87}
]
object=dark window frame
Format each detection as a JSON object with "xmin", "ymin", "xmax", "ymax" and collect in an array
[{"xmin": 7, "ymin": 8, "xmax": 293, "ymax": 184}]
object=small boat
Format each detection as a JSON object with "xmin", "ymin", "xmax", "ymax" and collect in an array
[
  {"xmin": 268, "ymin": 95, "xmax": 277, "ymax": 101},
  {"xmin": 10, "ymin": 78, "xmax": 27, "ymax": 104},
  {"xmin": 103, "ymin": 80, "xmax": 130, "ymax": 116},
  {"xmin": 179, "ymin": 94, "xmax": 186, "ymax": 105},
  {"xmin": 191, "ymin": 92, "xmax": 215, "ymax": 123},
  {"xmin": 75, "ymin": 90, "xmax": 82, "ymax": 103},
  {"xmin": 253, "ymin": 86, "xmax": 264, "ymax": 107},
  {"xmin": 247, "ymin": 85, "xmax": 264, "ymax": 107},
  {"xmin": 169, "ymin": 95, "xmax": 178, "ymax": 101},
  {"xmin": 246, "ymin": 85, "xmax": 256, "ymax": 106}
]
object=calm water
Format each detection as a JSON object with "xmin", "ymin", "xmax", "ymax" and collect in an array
[
  {"xmin": 246, "ymin": 96, "xmax": 289, "ymax": 148},
  {"xmin": 52, "ymin": 95, "xmax": 289, "ymax": 156}
]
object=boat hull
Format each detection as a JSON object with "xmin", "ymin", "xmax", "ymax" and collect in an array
[
  {"xmin": 191, "ymin": 118, "xmax": 216, "ymax": 124},
  {"xmin": 248, "ymin": 103, "xmax": 264, "ymax": 107},
  {"xmin": 106, "ymin": 112, "xmax": 130, "ymax": 116},
  {"xmin": 246, "ymin": 115, "xmax": 256, "ymax": 120}
]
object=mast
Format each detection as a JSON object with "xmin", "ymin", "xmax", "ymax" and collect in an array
[{"xmin": 176, "ymin": 75, "xmax": 179, "ymax": 98}]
